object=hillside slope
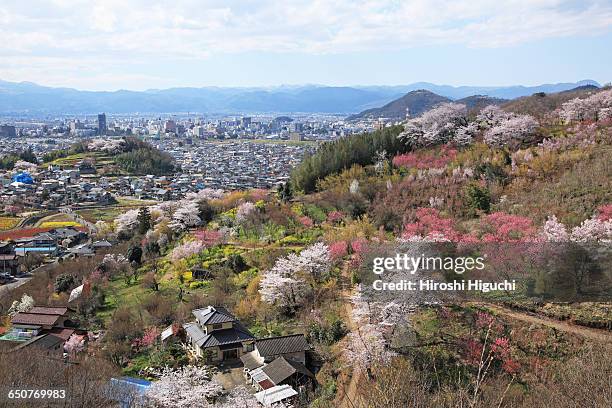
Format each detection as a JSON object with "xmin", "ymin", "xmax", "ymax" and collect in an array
[{"xmin": 347, "ymin": 89, "xmax": 451, "ymax": 121}]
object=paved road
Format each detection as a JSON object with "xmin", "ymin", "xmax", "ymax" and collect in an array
[{"xmin": 0, "ymin": 263, "xmax": 54, "ymax": 299}]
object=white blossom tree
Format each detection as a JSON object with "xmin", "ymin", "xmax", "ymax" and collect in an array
[
  {"xmin": 169, "ymin": 240, "xmax": 205, "ymax": 261},
  {"xmin": 13, "ymin": 160, "xmax": 38, "ymax": 173},
  {"xmin": 214, "ymin": 387, "xmax": 259, "ymax": 408},
  {"xmin": 115, "ymin": 208, "xmax": 140, "ymax": 235},
  {"xmin": 259, "ymin": 259, "xmax": 311, "ymax": 310},
  {"xmin": 8, "ymin": 294, "xmax": 34, "ymax": 316},
  {"xmin": 399, "ymin": 103, "xmax": 469, "ymax": 147},
  {"xmin": 259, "ymin": 243, "xmax": 331, "ymax": 309},
  {"xmin": 293, "ymin": 242, "xmax": 332, "ymax": 281},
  {"xmin": 145, "ymin": 366, "xmax": 223, "ymax": 408},
  {"xmin": 541, "ymin": 214, "xmax": 611, "ymax": 243},
  {"xmin": 570, "ymin": 217, "xmax": 612, "ymax": 243},
  {"xmin": 345, "ymin": 324, "xmax": 395, "ymax": 371},
  {"xmin": 236, "ymin": 202, "xmax": 256, "ymax": 224},
  {"xmin": 169, "ymin": 201, "xmax": 202, "ymax": 232},
  {"xmin": 559, "ymin": 89, "xmax": 612, "ymax": 123},
  {"xmin": 541, "ymin": 215, "xmax": 569, "ymax": 242},
  {"xmin": 483, "ymin": 114, "xmax": 539, "ymax": 147}
]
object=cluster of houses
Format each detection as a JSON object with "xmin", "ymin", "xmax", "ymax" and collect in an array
[
  {"xmin": 152, "ymin": 139, "xmax": 314, "ymax": 190},
  {"xmin": 0, "ymin": 165, "xmax": 175, "ymax": 209},
  {"xmin": 0, "ymin": 305, "xmax": 87, "ymax": 357},
  {"xmin": 0, "ymin": 227, "xmax": 112, "ymax": 282},
  {"xmin": 163, "ymin": 306, "xmax": 316, "ymax": 407}
]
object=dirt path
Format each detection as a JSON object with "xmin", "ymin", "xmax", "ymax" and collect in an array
[
  {"xmin": 336, "ymin": 260, "xmax": 363, "ymax": 408},
  {"xmin": 475, "ymin": 303, "xmax": 612, "ymax": 343}
]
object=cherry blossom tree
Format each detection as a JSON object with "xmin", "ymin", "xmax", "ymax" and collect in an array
[
  {"xmin": 194, "ymin": 229, "xmax": 225, "ymax": 247},
  {"xmin": 570, "ymin": 217, "xmax": 612, "ymax": 242},
  {"xmin": 399, "ymin": 103, "xmax": 469, "ymax": 147},
  {"xmin": 184, "ymin": 188, "xmax": 226, "ymax": 202},
  {"xmin": 235, "ymin": 201, "xmax": 256, "ymax": 223},
  {"xmin": 7, "ymin": 294, "xmax": 34, "ymax": 316},
  {"xmin": 170, "ymin": 240, "xmax": 205, "ymax": 261},
  {"xmin": 293, "ymin": 242, "xmax": 332, "ymax": 280},
  {"xmin": 214, "ymin": 387, "xmax": 258, "ymax": 407},
  {"xmin": 559, "ymin": 89, "xmax": 612, "ymax": 123},
  {"xmin": 483, "ymin": 115, "xmax": 539, "ymax": 148},
  {"xmin": 259, "ymin": 243, "xmax": 332, "ymax": 309},
  {"xmin": 540, "ymin": 209, "xmax": 611, "ymax": 243},
  {"xmin": 88, "ymin": 138, "xmax": 126, "ymax": 153},
  {"xmin": 64, "ymin": 333, "xmax": 86, "ymax": 355},
  {"xmin": 115, "ymin": 208, "xmax": 140, "ymax": 235},
  {"xmin": 169, "ymin": 201, "xmax": 202, "ymax": 232},
  {"xmin": 259, "ymin": 267, "xmax": 310, "ymax": 310},
  {"xmin": 145, "ymin": 365, "xmax": 223, "ymax": 408},
  {"xmin": 345, "ymin": 324, "xmax": 395, "ymax": 372},
  {"xmin": 13, "ymin": 160, "xmax": 38, "ymax": 172},
  {"xmin": 541, "ymin": 215, "xmax": 569, "ymax": 242}
]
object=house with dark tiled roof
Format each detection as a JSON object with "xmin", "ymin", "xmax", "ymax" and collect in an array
[
  {"xmin": 254, "ymin": 334, "xmax": 310, "ymax": 364},
  {"xmin": 240, "ymin": 334, "xmax": 313, "ymax": 392},
  {"xmin": 183, "ymin": 306, "xmax": 255, "ymax": 362}
]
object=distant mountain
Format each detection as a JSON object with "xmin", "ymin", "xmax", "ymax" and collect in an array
[
  {"xmin": 455, "ymin": 95, "xmax": 508, "ymax": 112},
  {"xmin": 363, "ymin": 80, "xmax": 601, "ymax": 100},
  {"xmin": 347, "ymin": 90, "xmax": 451, "ymax": 121},
  {"xmin": 0, "ymin": 79, "xmax": 600, "ymax": 114}
]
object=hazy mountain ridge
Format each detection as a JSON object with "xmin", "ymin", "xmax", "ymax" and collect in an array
[{"xmin": 0, "ymin": 79, "xmax": 599, "ymax": 114}]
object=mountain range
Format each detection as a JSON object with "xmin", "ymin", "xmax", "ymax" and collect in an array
[{"xmin": 0, "ymin": 79, "xmax": 599, "ymax": 115}]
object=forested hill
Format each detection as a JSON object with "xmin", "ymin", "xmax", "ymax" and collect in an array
[
  {"xmin": 42, "ymin": 136, "xmax": 178, "ymax": 176},
  {"xmin": 291, "ymin": 86, "xmax": 612, "ymax": 229},
  {"xmin": 346, "ymin": 89, "xmax": 450, "ymax": 121}
]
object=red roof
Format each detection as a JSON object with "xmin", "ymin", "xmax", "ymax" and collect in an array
[
  {"xmin": 0, "ymin": 226, "xmax": 87, "ymax": 241},
  {"xmin": 258, "ymin": 379, "xmax": 275, "ymax": 390}
]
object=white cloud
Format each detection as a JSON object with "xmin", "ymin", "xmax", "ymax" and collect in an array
[{"xmin": 0, "ymin": 0, "xmax": 610, "ymax": 88}]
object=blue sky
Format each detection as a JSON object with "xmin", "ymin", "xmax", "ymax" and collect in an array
[{"xmin": 0, "ymin": 0, "xmax": 610, "ymax": 90}]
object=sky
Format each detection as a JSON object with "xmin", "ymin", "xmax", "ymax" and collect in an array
[{"xmin": 0, "ymin": 0, "xmax": 611, "ymax": 91}]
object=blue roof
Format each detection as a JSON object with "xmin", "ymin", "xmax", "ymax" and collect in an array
[
  {"xmin": 114, "ymin": 377, "xmax": 151, "ymax": 387},
  {"xmin": 12, "ymin": 172, "xmax": 34, "ymax": 184}
]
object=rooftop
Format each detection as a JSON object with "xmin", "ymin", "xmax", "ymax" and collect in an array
[
  {"xmin": 256, "ymin": 334, "xmax": 310, "ymax": 357},
  {"xmin": 192, "ymin": 306, "xmax": 236, "ymax": 325},
  {"xmin": 262, "ymin": 356, "xmax": 314, "ymax": 385}
]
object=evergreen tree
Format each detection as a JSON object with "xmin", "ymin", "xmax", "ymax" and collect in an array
[{"xmin": 137, "ymin": 206, "xmax": 152, "ymax": 235}]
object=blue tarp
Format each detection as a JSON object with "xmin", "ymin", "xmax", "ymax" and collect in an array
[{"xmin": 12, "ymin": 172, "xmax": 34, "ymax": 184}]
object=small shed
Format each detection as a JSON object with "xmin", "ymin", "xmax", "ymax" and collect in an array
[{"xmin": 254, "ymin": 384, "xmax": 298, "ymax": 407}]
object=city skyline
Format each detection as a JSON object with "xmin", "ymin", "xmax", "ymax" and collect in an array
[{"xmin": 0, "ymin": 0, "xmax": 611, "ymax": 91}]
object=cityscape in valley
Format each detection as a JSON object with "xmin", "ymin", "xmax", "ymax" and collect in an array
[{"xmin": 1, "ymin": 1, "xmax": 611, "ymax": 408}]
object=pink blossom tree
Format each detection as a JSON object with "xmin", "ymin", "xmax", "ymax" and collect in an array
[
  {"xmin": 170, "ymin": 240, "xmax": 205, "ymax": 261},
  {"xmin": 194, "ymin": 229, "xmax": 225, "ymax": 247}
]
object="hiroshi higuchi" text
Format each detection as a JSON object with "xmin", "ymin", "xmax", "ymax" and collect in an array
[{"xmin": 372, "ymin": 279, "xmax": 516, "ymax": 293}]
